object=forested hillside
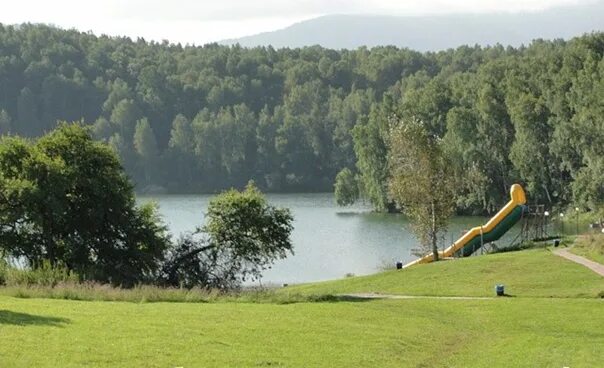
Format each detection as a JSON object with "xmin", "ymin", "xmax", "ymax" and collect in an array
[{"xmin": 0, "ymin": 24, "xmax": 603, "ymax": 213}]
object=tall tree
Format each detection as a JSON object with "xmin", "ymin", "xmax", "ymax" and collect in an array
[
  {"xmin": 0, "ymin": 123, "xmax": 169, "ymax": 285},
  {"xmin": 388, "ymin": 119, "xmax": 455, "ymax": 261},
  {"xmin": 110, "ymin": 99, "xmax": 142, "ymax": 141},
  {"xmin": 167, "ymin": 114, "xmax": 195, "ymax": 188},
  {"xmin": 351, "ymin": 103, "xmax": 392, "ymax": 212},
  {"xmin": 17, "ymin": 87, "xmax": 41, "ymax": 136},
  {"xmin": 0, "ymin": 109, "xmax": 11, "ymax": 135},
  {"xmin": 133, "ymin": 118, "xmax": 160, "ymax": 185},
  {"xmin": 334, "ymin": 168, "xmax": 359, "ymax": 206}
]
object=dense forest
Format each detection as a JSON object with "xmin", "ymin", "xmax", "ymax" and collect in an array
[{"xmin": 0, "ymin": 24, "xmax": 602, "ymax": 213}]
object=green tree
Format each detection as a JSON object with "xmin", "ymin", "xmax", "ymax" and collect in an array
[
  {"xmin": 0, "ymin": 109, "xmax": 11, "ymax": 135},
  {"xmin": 508, "ymin": 93, "xmax": 554, "ymax": 203},
  {"xmin": 193, "ymin": 105, "xmax": 257, "ymax": 189},
  {"xmin": 334, "ymin": 168, "xmax": 359, "ymax": 206},
  {"xmin": 442, "ymin": 106, "xmax": 493, "ymax": 213},
  {"xmin": 160, "ymin": 182, "xmax": 294, "ymax": 289},
  {"xmin": 0, "ymin": 123, "xmax": 169, "ymax": 285},
  {"xmin": 102, "ymin": 78, "xmax": 134, "ymax": 114},
  {"xmin": 352, "ymin": 104, "xmax": 392, "ymax": 212},
  {"xmin": 388, "ymin": 119, "xmax": 455, "ymax": 261},
  {"xmin": 256, "ymin": 106, "xmax": 281, "ymax": 190},
  {"xmin": 168, "ymin": 114, "xmax": 194, "ymax": 153},
  {"xmin": 91, "ymin": 116, "xmax": 113, "ymax": 141},
  {"xmin": 167, "ymin": 114, "xmax": 195, "ymax": 188},
  {"xmin": 110, "ymin": 99, "xmax": 142, "ymax": 140},
  {"xmin": 133, "ymin": 118, "xmax": 159, "ymax": 185},
  {"xmin": 17, "ymin": 87, "xmax": 41, "ymax": 136}
]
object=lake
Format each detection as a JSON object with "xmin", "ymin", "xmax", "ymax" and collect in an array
[{"xmin": 138, "ymin": 193, "xmax": 525, "ymax": 285}]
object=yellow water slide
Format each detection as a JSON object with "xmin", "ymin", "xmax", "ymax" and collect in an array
[{"xmin": 403, "ymin": 184, "xmax": 527, "ymax": 268}]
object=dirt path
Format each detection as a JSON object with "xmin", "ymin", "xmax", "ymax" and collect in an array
[
  {"xmin": 554, "ymin": 248, "xmax": 604, "ymax": 277},
  {"xmin": 339, "ymin": 293, "xmax": 493, "ymax": 300}
]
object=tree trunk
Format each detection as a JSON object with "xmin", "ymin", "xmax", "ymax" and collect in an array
[
  {"xmin": 43, "ymin": 217, "xmax": 56, "ymax": 267},
  {"xmin": 46, "ymin": 234, "xmax": 56, "ymax": 267},
  {"xmin": 543, "ymin": 184, "xmax": 552, "ymax": 203},
  {"xmin": 431, "ymin": 201, "xmax": 439, "ymax": 262}
]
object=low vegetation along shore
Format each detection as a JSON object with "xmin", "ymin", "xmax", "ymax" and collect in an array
[
  {"xmin": 2, "ymin": 241, "xmax": 602, "ymax": 303},
  {"xmin": 1, "ymin": 239, "xmax": 603, "ymax": 367}
]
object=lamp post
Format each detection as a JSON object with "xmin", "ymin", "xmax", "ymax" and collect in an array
[
  {"xmin": 559, "ymin": 213, "xmax": 564, "ymax": 235},
  {"xmin": 575, "ymin": 207, "xmax": 580, "ymax": 235},
  {"xmin": 544, "ymin": 211, "xmax": 550, "ymax": 237}
]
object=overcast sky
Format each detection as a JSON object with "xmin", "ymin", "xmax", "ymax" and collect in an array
[{"xmin": 0, "ymin": 0, "xmax": 595, "ymax": 45}]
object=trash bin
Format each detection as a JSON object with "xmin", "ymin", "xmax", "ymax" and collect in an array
[
  {"xmin": 495, "ymin": 284, "xmax": 505, "ymax": 296},
  {"xmin": 553, "ymin": 239, "xmax": 560, "ymax": 247},
  {"xmin": 396, "ymin": 261, "xmax": 403, "ymax": 270}
]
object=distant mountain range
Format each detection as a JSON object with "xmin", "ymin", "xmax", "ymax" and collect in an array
[{"xmin": 222, "ymin": 1, "xmax": 604, "ymax": 50}]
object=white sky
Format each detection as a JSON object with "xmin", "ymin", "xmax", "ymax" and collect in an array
[{"xmin": 0, "ymin": 0, "xmax": 594, "ymax": 45}]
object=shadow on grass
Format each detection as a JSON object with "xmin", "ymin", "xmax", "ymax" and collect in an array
[
  {"xmin": 307, "ymin": 294, "xmax": 376, "ymax": 303},
  {"xmin": 0, "ymin": 310, "xmax": 70, "ymax": 326},
  {"xmin": 274, "ymin": 294, "xmax": 378, "ymax": 304}
]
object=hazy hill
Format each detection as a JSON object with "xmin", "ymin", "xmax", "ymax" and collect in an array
[{"xmin": 222, "ymin": 1, "xmax": 604, "ymax": 50}]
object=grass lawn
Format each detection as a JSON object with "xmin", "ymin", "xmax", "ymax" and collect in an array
[
  {"xmin": 570, "ymin": 234, "xmax": 604, "ymax": 265},
  {"xmin": 1, "ymin": 248, "xmax": 603, "ymax": 367},
  {"xmin": 0, "ymin": 295, "xmax": 603, "ymax": 367},
  {"xmin": 282, "ymin": 248, "xmax": 604, "ymax": 298}
]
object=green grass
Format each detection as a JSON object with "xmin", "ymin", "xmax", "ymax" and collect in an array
[
  {"xmin": 570, "ymin": 234, "xmax": 604, "ymax": 265},
  {"xmin": 1, "ymin": 248, "xmax": 602, "ymax": 304},
  {"xmin": 0, "ymin": 295, "xmax": 603, "ymax": 367},
  {"xmin": 282, "ymin": 248, "xmax": 604, "ymax": 298},
  {"xmin": 1, "ymin": 248, "xmax": 603, "ymax": 367}
]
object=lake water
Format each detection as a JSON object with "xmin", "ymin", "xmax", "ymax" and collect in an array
[{"xmin": 138, "ymin": 193, "xmax": 524, "ymax": 285}]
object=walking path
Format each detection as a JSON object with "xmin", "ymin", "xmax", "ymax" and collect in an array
[
  {"xmin": 554, "ymin": 248, "xmax": 604, "ymax": 277},
  {"xmin": 339, "ymin": 293, "xmax": 492, "ymax": 300}
]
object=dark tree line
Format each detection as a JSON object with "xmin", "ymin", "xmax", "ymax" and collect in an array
[
  {"xmin": 342, "ymin": 37, "xmax": 604, "ymax": 213},
  {"xmin": 0, "ymin": 24, "xmax": 603, "ymax": 212}
]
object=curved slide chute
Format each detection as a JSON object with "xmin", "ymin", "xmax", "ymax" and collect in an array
[{"xmin": 403, "ymin": 184, "xmax": 527, "ymax": 268}]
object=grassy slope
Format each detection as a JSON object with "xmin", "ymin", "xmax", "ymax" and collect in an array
[
  {"xmin": 0, "ymin": 296, "xmax": 603, "ymax": 367},
  {"xmin": 571, "ymin": 234, "xmax": 604, "ymax": 265},
  {"xmin": 283, "ymin": 248, "xmax": 604, "ymax": 298}
]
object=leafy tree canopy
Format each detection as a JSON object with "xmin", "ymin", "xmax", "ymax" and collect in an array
[
  {"xmin": 388, "ymin": 119, "xmax": 456, "ymax": 260},
  {"xmin": 160, "ymin": 182, "xmax": 294, "ymax": 289},
  {"xmin": 0, "ymin": 123, "xmax": 170, "ymax": 286},
  {"xmin": 0, "ymin": 24, "xmax": 603, "ymax": 211}
]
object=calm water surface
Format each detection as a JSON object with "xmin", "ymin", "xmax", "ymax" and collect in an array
[{"xmin": 138, "ymin": 193, "xmax": 522, "ymax": 285}]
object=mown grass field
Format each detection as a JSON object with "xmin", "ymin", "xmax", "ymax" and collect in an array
[
  {"xmin": 0, "ymin": 247, "xmax": 603, "ymax": 367},
  {"xmin": 1, "ymin": 295, "xmax": 603, "ymax": 367}
]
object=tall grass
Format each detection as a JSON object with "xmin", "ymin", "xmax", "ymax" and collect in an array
[
  {"xmin": 0, "ymin": 261, "xmax": 332, "ymax": 304},
  {"xmin": 0, "ymin": 282, "xmax": 337, "ymax": 304},
  {"xmin": 571, "ymin": 234, "xmax": 604, "ymax": 264},
  {"xmin": 1, "ymin": 261, "xmax": 78, "ymax": 287}
]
